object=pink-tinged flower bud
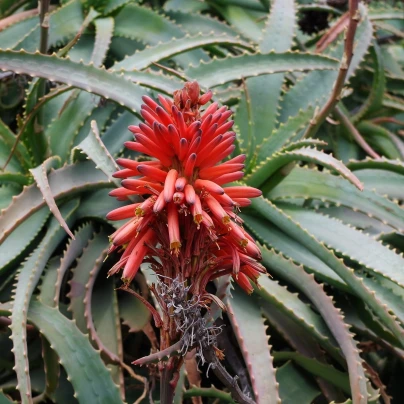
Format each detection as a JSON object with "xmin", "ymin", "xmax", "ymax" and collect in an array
[
  {"xmin": 136, "ymin": 196, "xmax": 156, "ymax": 217},
  {"xmin": 198, "ymin": 90, "xmax": 212, "ymax": 105},
  {"xmin": 234, "ymin": 272, "xmax": 254, "ymax": 294},
  {"xmin": 205, "ymin": 195, "xmax": 230, "ymax": 224},
  {"xmin": 232, "ymin": 198, "xmax": 252, "ymax": 207},
  {"xmin": 194, "ymin": 179, "xmax": 224, "ymax": 195},
  {"xmin": 184, "ymin": 184, "xmax": 196, "ymax": 205},
  {"xmin": 163, "ymin": 169, "xmax": 178, "ymax": 202},
  {"xmin": 153, "ymin": 192, "xmax": 166, "ymax": 213},
  {"xmin": 223, "ymin": 186, "xmax": 262, "ymax": 198},
  {"xmin": 175, "ymin": 177, "xmax": 187, "ymax": 191},
  {"xmin": 106, "ymin": 204, "xmax": 140, "ymax": 221},
  {"xmin": 137, "ymin": 165, "xmax": 168, "ymax": 182},
  {"xmin": 122, "ymin": 228, "xmax": 156, "ymax": 284}
]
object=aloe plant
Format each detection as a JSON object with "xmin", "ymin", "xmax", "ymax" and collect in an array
[{"xmin": 0, "ymin": 0, "xmax": 403, "ymax": 403}]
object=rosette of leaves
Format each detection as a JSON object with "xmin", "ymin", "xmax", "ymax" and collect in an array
[{"xmin": 0, "ymin": 0, "xmax": 403, "ymax": 403}]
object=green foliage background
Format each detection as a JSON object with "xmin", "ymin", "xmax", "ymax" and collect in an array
[{"xmin": 0, "ymin": 0, "xmax": 403, "ymax": 403}]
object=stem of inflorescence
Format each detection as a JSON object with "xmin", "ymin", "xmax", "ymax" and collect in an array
[{"xmin": 303, "ymin": 0, "xmax": 360, "ymax": 140}]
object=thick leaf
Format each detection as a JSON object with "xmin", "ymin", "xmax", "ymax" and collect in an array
[
  {"xmin": 113, "ymin": 33, "xmax": 253, "ymax": 71},
  {"xmin": 166, "ymin": 10, "xmax": 243, "ymax": 38},
  {"xmin": 243, "ymin": 213, "xmax": 346, "ymax": 289},
  {"xmin": 30, "ymin": 156, "xmax": 75, "ymax": 239},
  {"xmin": 260, "ymin": 303, "xmax": 346, "ymax": 402},
  {"xmin": 28, "ymin": 300, "xmax": 123, "ymax": 403},
  {"xmin": 0, "ymin": 118, "xmax": 30, "ymax": 168},
  {"xmin": 237, "ymin": 0, "xmax": 295, "ymax": 164},
  {"xmin": 260, "ymin": 248, "xmax": 367, "ymax": 403},
  {"xmin": 0, "ymin": 50, "xmax": 155, "ymax": 113},
  {"xmin": 245, "ymin": 147, "xmax": 363, "ymax": 190},
  {"xmin": 0, "ymin": 207, "xmax": 49, "ymax": 273},
  {"xmin": 122, "ymin": 70, "xmax": 184, "ymax": 95},
  {"xmin": 101, "ymin": 110, "xmax": 139, "ymax": 157},
  {"xmin": 273, "ymin": 352, "xmax": 350, "ymax": 393},
  {"xmin": 186, "ymin": 52, "xmax": 339, "ymax": 88},
  {"xmin": 0, "ymin": 15, "xmax": 38, "ymax": 50},
  {"xmin": 225, "ymin": 286, "xmax": 280, "ymax": 404},
  {"xmin": 256, "ymin": 107, "xmax": 314, "ymax": 163},
  {"xmin": 50, "ymin": 224, "xmax": 95, "ymax": 308},
  {"xmin": 114, "ymin": 4, "xmax": 207, "ymax": 67},
  {"xmin": 73, "ymin": 121, "xmax": 120, "ymax": 186},
  {"xmin": 14, "ymin": 0, "xmax": 84, "ymax": 52},
  {"xmin": 351, "ymin": 44, "xmax": 385, "ymax": 123},
  {"xmin": 347, "ymin": 157, "xmax": 404, "ymax": 175},
  {"xmin": 0, "ymin": 161, "xmax": 110, "ymax": 245},
  {"xmin": 10, "ymin": 200, "xmax": 79, "ymax": 404},
  {"xmin": 68, "ymin": 232, "xmax": 108, "ymax": 333},
  {"xmin": 277, "ymin": 362, "xmax": 320, "ymax": 404},
  {"xmin": 254, "ymin": 275, "xmax": 341, "ymax": 360},
  {"xmin": 251, "ymin": 197, "xmax": 404, "ymax": 347},
  {"xmin": 219, "ymin": 5, "xmax": 264, "ymax": 41},
  {"xmin": 266, "ymin": 166, "xmax": 404, "ymax": 231},
  {"xmin": 353, "ymin": 169, "xmax": 404, "ymax": 199},
  {"xmin": 281, "ymin": 206, "xmax": 404, "ymax": 289},
  {"xmin": 91, "ymin": 278, "xmax": 125, "ymax": 395},
  {"xmin": 92, "ymin": 17, "xmax": 114, "ymax": 67},
  {"xmin": 47, "ymin": 91, "xmax": 99, "ymax": 162}
]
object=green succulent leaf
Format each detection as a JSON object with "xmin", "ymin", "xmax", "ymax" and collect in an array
[
  {"xmin": 30, "ymin": 156, "xmax": 75, "ymax": 239},
  {"xmin": 280, "ymin": 206, "xmax": 404, "ymax": 290},
  {"xmin": 0, "ymin": 50, "xmax": 153, "ymax": 113},
  {"xmin": 266, "ymin": 166, "xmax": 404, "ymax": 231},
  {"xmin": 251, "ymin": 197, "xmax": 404, "ymax": 347},
  {"xmin": 114, "ymin": 4, "xmax": 207, "ymax": 67},
  {"xmin": 225, "ymin": 286, "xmax": 280, "ymax": 404},
  {"xmin": 259, "ymin": 248, "xmax": 368, "ymax": 403},
  {"xmin": 10, "ymin": 199, "xmax": 79, "ymax": 404},
  {"xmin": 113, "ymin": 33, "xmax": 253, "ymax": 71},
  {"xmin": 0, "ymin": 161, "xmax": 110, "ymax": 245},
  {"xmin": 28, "ymin": 300, "xmax": 123, "ymax": 404},
  {"xmin": 245, "ymin": 147, "xmax": 363, "ymax": 190},
  {"xmin": 186, "ymin": 52, "xmax": 339, "ymax": 88}
]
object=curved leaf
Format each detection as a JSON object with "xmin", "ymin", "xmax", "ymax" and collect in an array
[
  {"xmin": 113, "ymin": 33, "xmax": 254, "ymax": 71},
  {"xmin": 73, "ymin": 121, "xmax": 119, "ymax": 186},
  {"xmin": 0, "ymin": 50, "xmax": 153, "ymax": 113},
  {"xmin": 251, "ymin": 196, "xmax": 404, "ymax": 347},
  {"xmin": 281, "ymin": 206, "xmax": 404, "ymax": 289},
  {"xmin": 266, "ymin": 166, "xmax": 404, "ymax": 231},
  {"xmin": 0, "ymin": 161, "xmax": 110, "ymax": 245},
  {"xmin": 10, "ymin": 200, "xmax": 79, "ymax": 404},
  {"xmin": 30, "ymin": 156, "xmax": 76, "ymax": 239},
  {"xmin": 28, "ymin": 300, "xmax": 123, "ymax": 404},
  {"xmin": 225, "ymin": 286, "xmax": 280, "ymax": 404},
  {"xmin": 246, "ymin": 147, "xmax": 363, "ymax": 190},
  {"xmin": 186, "ymin": 52, "xmax": 339, "ymax": 88}
]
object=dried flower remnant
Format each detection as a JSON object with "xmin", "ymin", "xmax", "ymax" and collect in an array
[{"xmin": 107, "ymin": 81, "xmax": 264, "ymax": 296}]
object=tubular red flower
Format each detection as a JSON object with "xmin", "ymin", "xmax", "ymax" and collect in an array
[
  {"xmin": 167, "ymin": 202, "xmax": 181, "ymax": 253},
  {"xmin": 107, "ymin": 81, "xmax": 263, "ymax": 292},
  {"xmin": 122, "ymin": 228, "xmax": 156, "ymax": 284}
]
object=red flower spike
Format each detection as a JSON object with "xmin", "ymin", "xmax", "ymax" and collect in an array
[{"xmin": 107, "ymin": 81, "xmax": 263, "ymax": 294}]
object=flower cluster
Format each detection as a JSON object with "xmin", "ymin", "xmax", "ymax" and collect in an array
[{"xmin": 107, "ymin": 82, "xmax": 264, "ymax": 295}]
